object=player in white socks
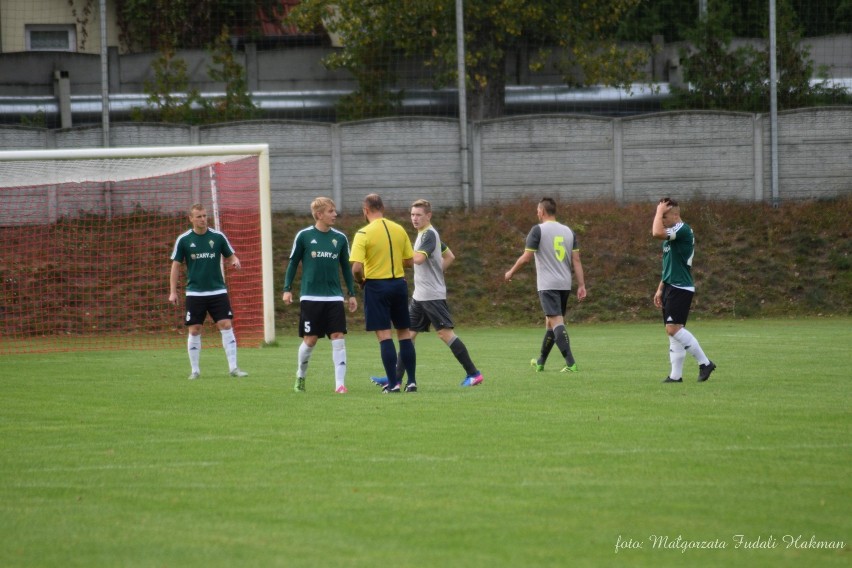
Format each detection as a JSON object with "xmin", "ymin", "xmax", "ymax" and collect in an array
[
  {"xmin": 169, "ymin": 203, "xmax": 248, "ymax": 380},
  {"xmin": 282, "ymin": 197, "xmax": 357, "ymax": 394},
  {"xmin": 652, "ymin": 197, "xmax": 716, "ymax": 383}
]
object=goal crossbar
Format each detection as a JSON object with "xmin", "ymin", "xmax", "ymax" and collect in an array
[{"xmin": 0, "ymin": 144, "xmax": 271, "ymax": 187}]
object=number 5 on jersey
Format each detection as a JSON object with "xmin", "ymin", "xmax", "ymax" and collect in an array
[{"xmin": 553, "ymin": 236, "xmax": 566, "ymax": 261}]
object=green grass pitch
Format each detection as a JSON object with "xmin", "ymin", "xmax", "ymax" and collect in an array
[{"xmin": 1, "ymin": 318, "xmax": 849, "ymax": 567}]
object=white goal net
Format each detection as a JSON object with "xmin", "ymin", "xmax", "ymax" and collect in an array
[{"xmin": 0, "ymin": 144, "xmax": 274, "ymax": 354}]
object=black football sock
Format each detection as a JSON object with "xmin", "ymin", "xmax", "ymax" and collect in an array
[
  {"xmin": 395, "ymin": 353, "xmax": 405, "ymax": 382},
  {"xmin": 399, "ymin": 339, "xmax": 416, "ymax": 385},
  {"xmin": 539, "ymin": 329, "xmax": 556, "ymax": 365},
  {"xmin": 449, "ymin": 336, "xmax": 478, "ymax": 376},
  {"xmin": 553, "ymin": 324, "xmax": 575, "ymax": 366},
  {"xmin": 380, "ymin": 339, "xmax": 399, "ymax": 387}
]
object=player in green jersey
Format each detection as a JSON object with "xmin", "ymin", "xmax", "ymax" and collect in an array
[
  {"xmin": 169, "ymin": 203, "xmax": 248, "ymax": 380},
  {"xmin": 652, "ymin": 197, "xmax": 716, "ymax": 383},
  {"xmin": 283, "ymin": 197, "xmax": 358, "ymax": 394}
]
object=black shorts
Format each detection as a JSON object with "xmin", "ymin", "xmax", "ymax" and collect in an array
[
  {"xmin": 363, "ymin": 278, "xmax": 411, "ymax": 332},
  {"xmin": 184, "ymin": 293, "xmax": 233, "ymax": 326},
  {"xmin": 299, "ymin": 300, "xmax": 348, "ymax": 338},
  {"xmin": 661, "ymin": 284, "xmax": 693, "ymax": 325},
  {"xmin": 409, "ymin": 298, "xmax": 455, "ymax": 333},
  {"xmin": 538, "ymin": 289, "xmax": 570, "ymax": 317}
]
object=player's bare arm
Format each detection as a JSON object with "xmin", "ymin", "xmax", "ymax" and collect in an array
[
  {"xmin": 652, "ymin": 198, "xmax": 673, "ymax": 239},
  {"xmin": 169, "ymin": 261, "xmax": 182, "ymax": 304},
  {"xmin": 442, "ymin": 247, "xmax": 455, "ymax": 272},
  {"xmin": 352, "ymin": 261, "xmax": 366, "ymax": 286},
  {"xmin": 653, "ymin": 280, "xmax": 665, "ymax": 307},
  {"xmin": 505, "ymin": 250, "xmax": 534, "ymax": 281},
  {"xmin": 572, "ymin": 250, "xmax": 587, "ymax": 301}
]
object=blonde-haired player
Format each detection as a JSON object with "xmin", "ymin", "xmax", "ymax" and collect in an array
[{"xmin": 283, "ymin": 197, "xmax": 358, "ymax": 393}]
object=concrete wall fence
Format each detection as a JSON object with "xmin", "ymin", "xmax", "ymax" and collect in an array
[{"xmin": 1, "ymin": 108, "xmax": 850, "ymax": 215}]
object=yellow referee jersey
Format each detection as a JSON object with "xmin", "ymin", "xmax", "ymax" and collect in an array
[{"xmin": 350, "ymin": 218, "xmax": 413, "ymax": 279}]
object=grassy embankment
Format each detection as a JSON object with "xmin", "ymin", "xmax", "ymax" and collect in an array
[{"xmin": 271, "ymin": 196, "xmax": 852, "ymax": 329}]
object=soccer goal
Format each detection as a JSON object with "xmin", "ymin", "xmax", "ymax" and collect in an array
[{"xmin": 0, "ymin": 144, "xmax": 274, "ymax": 355}]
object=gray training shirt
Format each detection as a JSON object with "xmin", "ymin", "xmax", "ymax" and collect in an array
[
  {"xmin": 525, "ymin": 221, "xmax": 578, "ymax": 291},
  {"xmin": 412, "ymin": 225, "xmax": 447, "ymax": 301}
]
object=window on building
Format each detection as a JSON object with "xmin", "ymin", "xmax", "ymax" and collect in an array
[{"xmin": 26, "ymin": 25, "xmax": 77, "ymax": 52}]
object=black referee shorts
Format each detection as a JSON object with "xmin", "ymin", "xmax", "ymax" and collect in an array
[{"xmin": 363, "ymin": 278, "xmax": 411, "ymax": 331}]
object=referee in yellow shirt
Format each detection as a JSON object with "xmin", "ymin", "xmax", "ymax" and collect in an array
[{"xmin": 350, "ymin": 194, "xmax": 416, "ymax": 393}]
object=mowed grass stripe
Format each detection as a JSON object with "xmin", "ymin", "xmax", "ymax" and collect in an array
[{"xmin": 1, "ymin": 319, "xmax": 849, "ymax": 568}]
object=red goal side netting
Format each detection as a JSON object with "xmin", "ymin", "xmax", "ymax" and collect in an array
[{"xmin": 0, "ymin": 150, "xmax": 267, "ymax": 355}]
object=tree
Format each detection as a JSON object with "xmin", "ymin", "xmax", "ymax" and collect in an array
[
  {"xmin": 132, "ymin": 27, "xmax": 257, "ymax": 125},
  {"xmin": 615, "ymin": 0, "xmax": 852, "ymax": 42},
  {"xmin": 288, "ymin": 0, "xmax": 650, "ymax": 120},
  {"xmin": 616, "ymin": 0, "xmax": 699, "ymax": 43},
  {"xmin": 133, "ymin": 45, "xmax": 203, "ymax": 123},
  {"xmin": 666, "ymin": 0, "xmax": 850, "ymax": 112},
  {"xmin": 204, "ymin": 26, "xmax": 258, "ymax": 122},
  {"xmin": 115, "ymin": 0, "xmax": 281, "ymax": 52},
  {"xmin": 664, "ymin": 2, "xmax": 762, "ymax": 111},
  {"xmin": 788, "ymin": 0, "xmax": 852, "ymax": 36}
]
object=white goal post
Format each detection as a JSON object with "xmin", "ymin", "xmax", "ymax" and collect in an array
[{"xmin": 0, "ymin": 144, "xmax": 275, "ymax": 353}]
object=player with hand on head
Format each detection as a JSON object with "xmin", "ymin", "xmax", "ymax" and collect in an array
[
  {"xmin": 652, "ymin": 197, "xmax": 716, "ymax": 383},
  {"xmin": 504, "ymin": 197, "xmax": 586, "ymax": 374},
  {"xmin": 169, "ymin": 203, "xmax": 248, "ymax": 380},
  {"xmin": 283, "ymin": 197, "xmax": 358, "ymax": 394}
]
